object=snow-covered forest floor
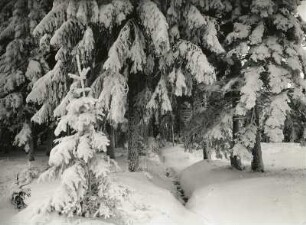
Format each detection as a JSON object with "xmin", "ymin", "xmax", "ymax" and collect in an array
[
  {"xmin": 165, "ymin": 143, "xmax": 306, "ymax": 225},
  {"xmin": 0, "ymin": 143, "xmax": 305, "ymax": 225}
]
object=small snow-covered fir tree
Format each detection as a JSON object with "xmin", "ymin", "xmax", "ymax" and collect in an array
[{"xmin": 37, "ymin": 56, "xmax": 127, "ymax": 219}]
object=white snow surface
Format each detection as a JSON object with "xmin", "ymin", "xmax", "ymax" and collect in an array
[
  {"xmin": 0, "ymin": 148, "xmax": 204, "ymax": 225},
  {"xmin": 161, "ymin": 143, "xmax": 306, "ymax": 225},
  {"xmin": 1, "ymin": 143, "xmax": 305, "ymax": 225}
]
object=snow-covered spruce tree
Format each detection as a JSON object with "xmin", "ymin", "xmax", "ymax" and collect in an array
[
  {"xmin": 27, "ymin": 0, "xmax": 78, "ymax": 126},
  {"xmin": 28, "ymin": 0, "xmax": 150, "ymax": 171},
  {"xmin": 0, "ymin": 0, "xmax": 51, "ymax": 160},
  {"xmin": 149, "ymin": 38, "xmax": 218, "ymax": 149},
  {"xmin": 223, "ymin": 0, "xmax": 306, "ymax": 172},
  {"xmin": 94, "ymin": 0, "xmax": 171, "ymax": 172},
  {"xmin": 27, "ymin": 0, "xmax": 135, "ymax": 164},
  {"xmin": 284, "ymin": 99, "xmax": 306, "ymax": 143},
  {"xmin": 184, "ymin": 89, "xmax": 234, "ymax": 160},
  {"xmin": 37, "ymin": 56, "xmax": 128, "ymax": 219},
  {"xmin": 164, "ymin": 0, "xmax": 234, "ymax": 158},
  {"xmin": 122, "ymin": 0, "xmax": 219, "ymax": 170},
  {"xmin": 28, "ymin": 0, "xmax": 137, "ymax": 124},
  {"xmin": 28, "ymin": 0, "xmax": 219, "ymax": 171},
  {"xmin": 97, "ymin": 0, "xmax": 217, "ymax": 170}
]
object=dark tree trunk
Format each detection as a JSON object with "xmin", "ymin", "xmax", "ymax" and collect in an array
[
  {"xmin": 230, "ymin": 93, "xmax": 243, "ymax": 170},
  {"xmin": 170, "ymin": 113, "xmax": 175, "ymax": 146},
  {"xmin": 128, "ymin": 111, "xmax": 140, "ymax": 172},
  {"xmin": 230, "ymin": 115, "xmax": 243, "ymax": 170},
  {"xmin": 251, "ymin": 102, "xmax": 264, "ymax": 172},
  {"xmin": 28, "ymin": 138, "xmax": 35, "ymax": 161},
  {"xmin": 171, "ymin": 123, "xmax": 175, "ymax": 146},
  {"xmin": 300, "ymin": 127, "xmax": 306, "ymax": 146},
  {"xmin": 127, "ymin": 84, "xmax": 141, "ymax": 172},
  {"xmin": 28, "ymin": 122, "xmax": 35, "ymax": 161},
  {"xmin": 202, "ymin": 141, "xmax": 211, "ymax": 160},
  {"xmin": 127, "ymin": 69, "xmax": 147, "ymax": 171},
  {"xmin": 106, "ymin": 124, "xmax": 115, "ymax": 159},
  {"xmin": 141, "ymin": 117, "xmax": 149, "ymax": 147},
  {"xmin": 45, "ymin": 132, "xmax": 55, "ymax": 156}
]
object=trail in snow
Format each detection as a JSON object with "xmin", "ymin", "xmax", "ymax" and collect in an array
[
  {"xmin": 165, "ymin": 167, "xmax": 189, "ymax": 205},
  {"xmin": 161, "ymin": 144, "xmax": 202, "ymax": 205}
]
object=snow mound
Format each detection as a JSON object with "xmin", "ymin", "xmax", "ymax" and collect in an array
[
  {"xmin": 5, "ymin": 146, "xmax": 206, "ymax": 225},
  {"xmin": 179, "ymin": 143, "xmax": 306, "ymax": 225},
  {"xmin": 180, "ymin": 160, "xmax": 242, "ymax": 198},
  {"xmin": 187, "ymin": 175, "xmax": 306, "ymax": 225},
  {"xmin": 261, "ymin": 143, "xmax": 306, "ymax": 170},
  {"xmin": 116, "ymin": 172, "xmax": 205, "ymax": 225},
  {"xmin": 10, "ymin": 172, "xmax": 205, "ymax": 225},
  {"xmin": 161, "ymin": 144, "xmax": 202, "ymax": 173}
]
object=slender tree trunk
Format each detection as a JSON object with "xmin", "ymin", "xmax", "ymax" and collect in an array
[
  {"xmin": 171, "ymin": 124, "xmax": 175, "ymax": 146},
  {"xmin": 142, "ymin": 118, "xmax": 149, "ymax": 147},
  {"xmin": 28, "ymin": 138, "xmax": 35, "ymax": 161},
  {"xmin": 28, "ymin": 122, "xmax": 35, "ymax": 161},
  {"xmin": 202, "ymin": 141, "xmax": 211, "ymax": 160},
  {"xmin": 251, "ymin": 102, "xmax": 264, "ymax": 172},
  {"xmin": 170, "ymin": 113, "xmax": 175, "ymax": 146},
  {"xmin": 128, "ymin": 114, "xmax": 140, "ymax": 172},
  {"xmin": 127, "ymin": 70, "xmax": 146, "ymax": 171},
  {"xmin": 106, "ymin": 124, "xmax": 115, "ymax": 159},
  {"xmin": 46, "ymin": 131, "xmax": 55, "ymax": 156},
  {"xmin": 127, "ymin": 92, "xmax": 140, "ymax": 172},
  {"xmin": 300, "ymin": 126, "xmax": 306, "ymax": 146},
  {"xmin": 230, "ymin": 93, "xmax": 243, "ymax": 170}
]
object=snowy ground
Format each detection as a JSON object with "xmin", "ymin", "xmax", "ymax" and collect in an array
[
  {"xmin": 0, "ymin": 143, "xmax": 305, "ymax": 225},
  {"xmin": 0, "ymin": 148, "xmax": 204, "ymax": 225},
  {"xmin": 162, "ymin": 143, "xmax": 306, "ymax": 225}
]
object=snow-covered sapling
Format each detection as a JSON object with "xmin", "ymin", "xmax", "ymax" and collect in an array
[{"xmin": 37, "ymin": 55, "xmax": 128, "ymax": 219}]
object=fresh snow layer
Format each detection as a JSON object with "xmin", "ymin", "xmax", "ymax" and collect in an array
[
  {"xmin": 1, "ymin": 148, "xmax": 205, "ymax": 225},
  {"xmin": 1, "ymin": 143, "xmax": 305, "ymax": 225},
  {"xmin": 186, "ymin": 175, "xmax": 306, "ymax": 225},
  {"xmin": 161, "ymin": 144, "xmax": 202, "ymax": 173},
  {"xmin": 161, "ymin": 143, "xmax": 306, "ymax": 225},
  {"xmin": 0, "ymin": 155, "xmax": 49, "ymax": 225},
  {"xmin": 115, "ymin": 172, "xmax": 204, "ymax": 225}
]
